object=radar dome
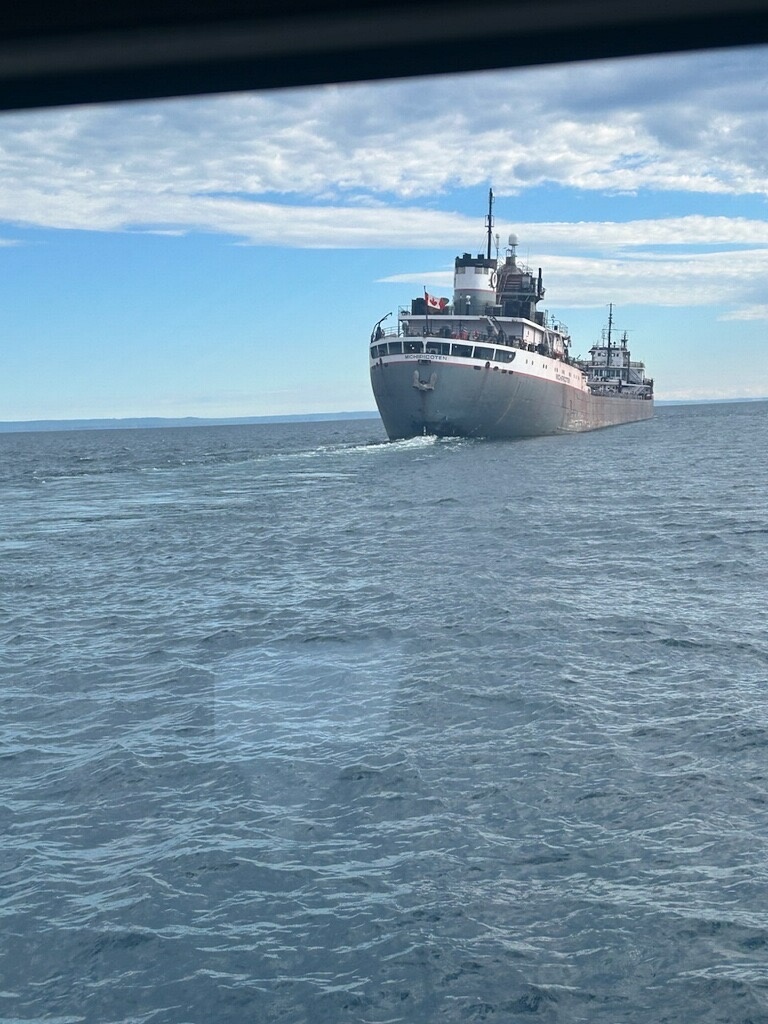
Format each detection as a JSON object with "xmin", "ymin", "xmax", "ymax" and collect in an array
[{"xmin": 508, "ymin": 233, "xmax": 518, "ymax": 247}]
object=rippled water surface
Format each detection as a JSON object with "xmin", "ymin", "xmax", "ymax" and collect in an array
[{"xmin": 2, "ymin": 403, "xmax": 768, "ymax": 1023}]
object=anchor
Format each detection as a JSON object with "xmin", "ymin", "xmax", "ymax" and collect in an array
[{"xmin": 412, "ymin": 370, "xmax": 437, "ymax": 392}]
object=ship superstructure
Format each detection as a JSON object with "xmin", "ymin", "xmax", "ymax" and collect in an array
[{"xmin": 369, "ymin": 190, "xmax": 653, "ymax": 440}]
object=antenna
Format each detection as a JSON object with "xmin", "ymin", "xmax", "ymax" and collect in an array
[{"xmin": 485, "ymin": 187, "xmax": 494, "ymax": 261}]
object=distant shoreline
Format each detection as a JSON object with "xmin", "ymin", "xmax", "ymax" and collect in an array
[
  {"xmin": 0, "ymin": 400, "xmax": 765, "ymax": 434},
  {"xmin": 0, "ymin": 412, "xmax": 382, "ymax": 434}
]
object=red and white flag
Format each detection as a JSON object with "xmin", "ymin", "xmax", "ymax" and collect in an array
[{"xmin": 424, "ymin": 290, "xmax": 447, "ymax": 311}]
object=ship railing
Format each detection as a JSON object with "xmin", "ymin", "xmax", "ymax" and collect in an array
[
  {"xmin": 587, "ymin": 381, "xmax": 653, "ymax": 399},
  {"xmin": 370, "ymin": 325, "xmax": 400, "ymax": 343},
  {"xmin": 399, "ymin": 321, "xmax": 545, "ymax": 352},
  {"xmin": 546, "ymin": 317, "xmax": 570, "ymax": 336}
]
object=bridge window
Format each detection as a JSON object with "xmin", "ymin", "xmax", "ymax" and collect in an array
[
  {"xmin": 473, "ymin": 346, "xmax": 494, "ymax": 360},
  {"xmin": 387, "ymin": 341, "xmax": 403, "ymax": 354},
  {"xmin": 425, "ymin": 341, "xmax": 450, "ymax": 355},
  {"xmin": 404, "ymin": 340, "xmax": 423, "ymax": 353},
  {"xmin": 451, "ymin": 343, "xmax": 473, "ymax": 358},
  {"xmin": 494, "ymin": 349, "xmax": 515, "ymax": 363}
]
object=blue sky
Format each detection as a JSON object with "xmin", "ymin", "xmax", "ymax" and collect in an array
[{"xmin": 2, "ymin": 44, "xmax": 768, "ymax": 420}]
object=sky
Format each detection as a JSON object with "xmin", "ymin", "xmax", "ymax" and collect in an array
[{"xmin": 2, "ymin": 44, "xmax": 768, "ymax": 421}]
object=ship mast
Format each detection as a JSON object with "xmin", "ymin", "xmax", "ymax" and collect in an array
[
  {"xmin": 606, "ymin": 302, "xmax": 613, "ymax": 378},
  {"xmin": 485, "ymin": 187, "xmax": 494, "ymax": 261}
]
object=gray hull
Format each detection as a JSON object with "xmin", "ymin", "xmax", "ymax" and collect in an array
[{"xmin": 371, "ymin": 358, "xmax": 653, "ymax": 440}]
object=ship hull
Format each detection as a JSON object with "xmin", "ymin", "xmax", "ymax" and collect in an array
[{"xmin": 371, "ymin": 357, "xmax": 653, "ymax": 440}]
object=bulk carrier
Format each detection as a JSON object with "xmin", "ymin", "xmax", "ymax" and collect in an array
[{"xmin": 369, "ymin": 191, "xmax": 654, "ymax": 440}]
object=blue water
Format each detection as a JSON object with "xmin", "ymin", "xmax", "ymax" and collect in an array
[{"xmin": 2, "ymin": 402, "xmax": 768, "ymax": 1023}]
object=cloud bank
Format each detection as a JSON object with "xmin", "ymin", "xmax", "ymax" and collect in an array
[
  {"xmin": 2, "ymin": 47, "xmax": 768, "ymax": 229},
  {"xmin": 1, "ymin": 45, "xmax": 768, "ymax": 316}
]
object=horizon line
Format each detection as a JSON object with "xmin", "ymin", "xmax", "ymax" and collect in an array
[{"xmin": 1, "ymin": 398, "xmax": 767, "ymax": 434}]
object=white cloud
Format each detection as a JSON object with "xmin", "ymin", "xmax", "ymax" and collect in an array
[
  {"xmin": 1, "ymin": 47, "xmax": 768, "ymax": 317},
  {"xmin": 1, "ymin": 44, "xmax": 768, "ymax": 240},
  {"xmin": 718, "ymin": 304, "xmax": 768, "ymax": 321}
]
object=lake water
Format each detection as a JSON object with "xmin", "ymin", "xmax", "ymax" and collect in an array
[{"xmin": 2, "ymin": 402, "xmax": 768, "ymax": 1023}]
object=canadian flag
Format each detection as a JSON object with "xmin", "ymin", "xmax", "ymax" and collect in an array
[{"xmin": 424, "ymin": 290, "xmax": 447, "ymax": 311}]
